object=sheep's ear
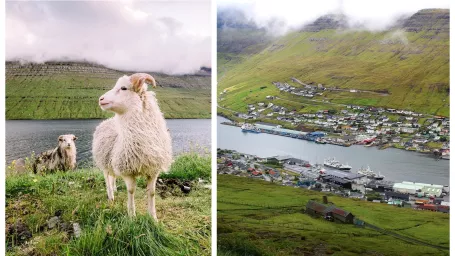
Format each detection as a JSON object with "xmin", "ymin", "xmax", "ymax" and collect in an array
[
  {"xmin": 130, "ymin": 73, "xmax": 156, "ymax": 92},
  {"xmin": 73, "ymin": 136, "xmax": 78, "ymax": 141},
  {"xmin": 58, "ymin": 136, "xmax": 63, "ymax": 142}
]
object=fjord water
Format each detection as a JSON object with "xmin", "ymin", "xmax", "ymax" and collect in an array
[
  {"xmin": 6, "ymin": 119, "xmax": 211, "ymax": 167},
  {"xmin": 218, "ymin": 116, "xmax": 449, "ymax": 185}
]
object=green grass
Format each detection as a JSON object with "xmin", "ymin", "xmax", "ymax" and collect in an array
[
  {"xmin": 161, "ymin": 152, "xmax": 212, "ymax": 181},
  {"xmin": 218, "ymin": 22, "xmax": 449, "ymax": 117},
  {"xmin": 5, "ymin": 63, "xmax": 211, "ymax": 119},
  {"xmin": 217, "ymin": 175, "xmax": 449, "ymax": 256},
  {"xmin": 5, "ymin": 154, "xmax": 211, "ymax": 256}
]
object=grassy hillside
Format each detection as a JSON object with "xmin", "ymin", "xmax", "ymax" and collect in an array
[
  {"xmin": 218, "ymin": 175, "xmax": 449, "ymax": 256},
  {"xmin": 6, "ymin": 153, "xmax": 211, "ymax": 256},
  {"xmin": 5, "ymin": 62, "xmax": 211, "ymax": 119},
  {"xmin": 218, "ymin": 9, "xmax": 449, "ymax": 117}
]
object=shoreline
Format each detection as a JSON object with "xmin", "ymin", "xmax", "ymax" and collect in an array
[
  {"xmin": 217, "ymin": 148, "xmax": 450, "ymax": 192},
  {"xmin": 218, "ymin": 115, "xmax": 448, "ymax": 158}
]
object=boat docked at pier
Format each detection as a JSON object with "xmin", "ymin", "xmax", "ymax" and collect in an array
[
  {"xmin": 323, "ymin": 158, "xmax": 352, "ymax": 171},
  {"xmin": 315, "ymin": 138, "xmax": 327, "ymax": 144},
  {"xmin": 241, "ymin": 123, "xmax": 261, "ymax": 133},
  {"xmin": 441, "ymin": 154, "xmax": 450, "ymax": 160},
  {"xmin": 357, "ymin": 166, "xmax": 384, "ymax": 180}
]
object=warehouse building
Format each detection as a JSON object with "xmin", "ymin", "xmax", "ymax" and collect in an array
[
  {"xmin": 322, "ymin": 169, "xmax": 369, "ymax": 185},
  {"xmin": 393, "ymin": 182, "xmax": 444, "ymax": 197}
]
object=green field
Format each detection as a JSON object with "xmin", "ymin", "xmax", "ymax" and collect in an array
[
  {"xmin": 218, "ymin": 10, "xmax": 449, "ymax": 117},
  {"xmin": 217, "ymin": 175, "xmax": 449, "ymax": 256},
  {"xmin": 6, "ymin": 153, "xmax": 211, "ymax": 256},
  {"xmin": 5, "ymin": 62, "xmax": 211, "ymax": 119}
]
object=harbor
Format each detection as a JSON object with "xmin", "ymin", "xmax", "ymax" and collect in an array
[
  {"xmin": 218, "ymin": 116, "xmax": 449, "ymax": 185},
  {"xmin": 218, "ymin": 149, "xmax": 450, "ymax": 212}
]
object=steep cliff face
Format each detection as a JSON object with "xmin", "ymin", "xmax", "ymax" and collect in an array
[
  {"xmin": 6, "ymin": 61, "xmax": 210, "ymax": 89},
  {"xmin": 217, "ymin": 8, "xmax": 271, "ymax": 55},
  {"xmin": 400, "ymin": 9, "xmax": 449, "ymax": 33},
  {"xmin": 301, "ymin": 14, "xmax": 348, "ymax": 32}
]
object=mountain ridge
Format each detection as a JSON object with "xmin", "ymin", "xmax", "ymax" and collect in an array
[
  {"xmin": 217, "ymin": 8, "xmax": 449, "ymax": 117},
  {"xmin": 5, "ymin": 61, "xmax": 211, "ymax": 119}
]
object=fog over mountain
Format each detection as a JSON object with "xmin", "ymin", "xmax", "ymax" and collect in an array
[
  {"xmin": 6, "ymin": 0, "xmax": 211, "ymax": 75},
  {"xmin": 218, "ymin": 0, "xmax": 449, "ymax": 35}
]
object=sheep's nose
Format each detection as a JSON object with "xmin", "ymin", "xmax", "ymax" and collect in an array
[{"xmin": 99, "ymin": 96, "xmax": 104, "ymax": 101}]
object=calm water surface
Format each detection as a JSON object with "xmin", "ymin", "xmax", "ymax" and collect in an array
[
  {"xmin": 6, "ymin": 119, "xmax": 211, "ymax": 167},
  {"xmin": 218, "ymin": 116, "xmax": 449, "ymax": 185}
]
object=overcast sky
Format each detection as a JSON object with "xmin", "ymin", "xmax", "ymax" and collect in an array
[
  {"xmin": 6, "ymin": 0, "xmax": 211, "ymax": 74},
  {"xmin": 218, "ymin": 0, "xmax": 450, "ymax": 34}
]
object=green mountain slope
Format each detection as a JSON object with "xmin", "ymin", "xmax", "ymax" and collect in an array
[
  {"xmin": 218, "ymin": 9, "xmax": 449, "ymax": 116},
  {"xmin": 218, "ymin": 175, "xmax": 449, "ymax": 256},
  {"xmin": 5, "ymin": 61, "xmax": 211, "ymax": 119}
]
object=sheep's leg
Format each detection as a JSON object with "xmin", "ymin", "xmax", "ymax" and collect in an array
[
  {"xmin": 146, "ymin": 175, "xmax": 159, "ymax": 221},
  {"xmin": 109, "ymin": 175, "xmax": 117, "ymax": 192},
  {"xmin": 103, "ymin": 169, "xmax": 114, "ymax": 202},
  {"xmin": 123, "ymin": 176, "xmax": 136, "ymax": 217}
]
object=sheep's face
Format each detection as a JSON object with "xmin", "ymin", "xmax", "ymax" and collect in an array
[
  {"xmin": 58, "ymin": 134, "xmax": 77, "ymax": 150},
  {"xmin": 99, "ymin": 74, "xmax": 156, "ymax": 114}
]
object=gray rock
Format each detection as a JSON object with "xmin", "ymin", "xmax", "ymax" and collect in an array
[
  {"xmin": 11, "ymin": 158, "xmax": 26, "ymax": 174},
  {"xmin": 47, "ymin": 216, "xmax": 60, "ymax": 229},
  {"xmin": 73, "ymin": 223, "xmax": 81, "ymax": 238}
]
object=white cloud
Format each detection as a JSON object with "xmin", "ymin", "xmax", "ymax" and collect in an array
[
  {"xmin": 218, "ymin": 0, "xmax": 450, "ymax": 35},
  {"xmin": 6, "ymin": 0, "xmax": 211, "ymax": 75}
]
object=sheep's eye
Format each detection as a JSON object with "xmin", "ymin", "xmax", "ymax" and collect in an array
[{"xmin": 121, "ymin": 86, "xmax": 128, "ymax": 91}]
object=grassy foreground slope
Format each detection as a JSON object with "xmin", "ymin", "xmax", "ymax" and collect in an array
[
  {"xmin": 218, "ymin": 175, "xmax": 449, "ymax": 256},
  {"xmin": 218, "ymin": 9, "xmax": 449, "ymax": 116},
  {"xmin": 5, "ymin": 62, "xmax": 211, "ymax": 119},
  {"xmin": 6, "ymin": 153, "xmax": 211, "ymax": 256}
]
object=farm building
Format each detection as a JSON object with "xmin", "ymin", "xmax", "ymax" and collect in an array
[
  {"xmin": 306, "ymin": 200, "xmax": 329, "ymax": 217},
  {"xmin": 305, "ymin": 200, "xmax": 354, "ymax": 224}
]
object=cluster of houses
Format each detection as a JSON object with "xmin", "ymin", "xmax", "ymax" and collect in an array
[
  {"xmin": 273, "ymin": 81, "xmax": 325, "ymax": 98},
  {"xmin": 217, "ymin": 150, "xmax": 450, "ymax": 213},
  {"xmin": 234, "ymin": 96, "xmax": 449, "ymax": 153}
]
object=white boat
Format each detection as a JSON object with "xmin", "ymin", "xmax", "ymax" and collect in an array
[
  {"xmin": 357, "ymin": 166, "xmax": 384, "ymax": 180},
  {"xmin": 441, "ymin": 152, "xmax": 450, "ymax": 160},
  {"xmin": 241, "ymin": 123, "xmax": 261, "ymax": 133},
  {"xmin": 323, "ymin": 158, "xmax": 351, "ymax": 171}
]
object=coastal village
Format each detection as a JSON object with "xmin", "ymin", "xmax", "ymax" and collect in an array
[
  {"xmin": 217, "ymin": 149, "xmax": 450, "ymax": 214},
  {"xmin": 219, "ymin": 80, "xmax": 450, "ymax": 157}
]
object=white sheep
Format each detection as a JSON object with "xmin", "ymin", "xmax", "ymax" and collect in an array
[
  {"xmin": 33, "ymin": 134, "xmax": 78, "ymax": 174},
  {"xmin": 92, "ymin": 73, "xmax": 172, "ymax": 219}
]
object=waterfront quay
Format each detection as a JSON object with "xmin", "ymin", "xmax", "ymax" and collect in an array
[{"xmin": 217, "ymin": 149, "xmax": 450, "ymax": 213}]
